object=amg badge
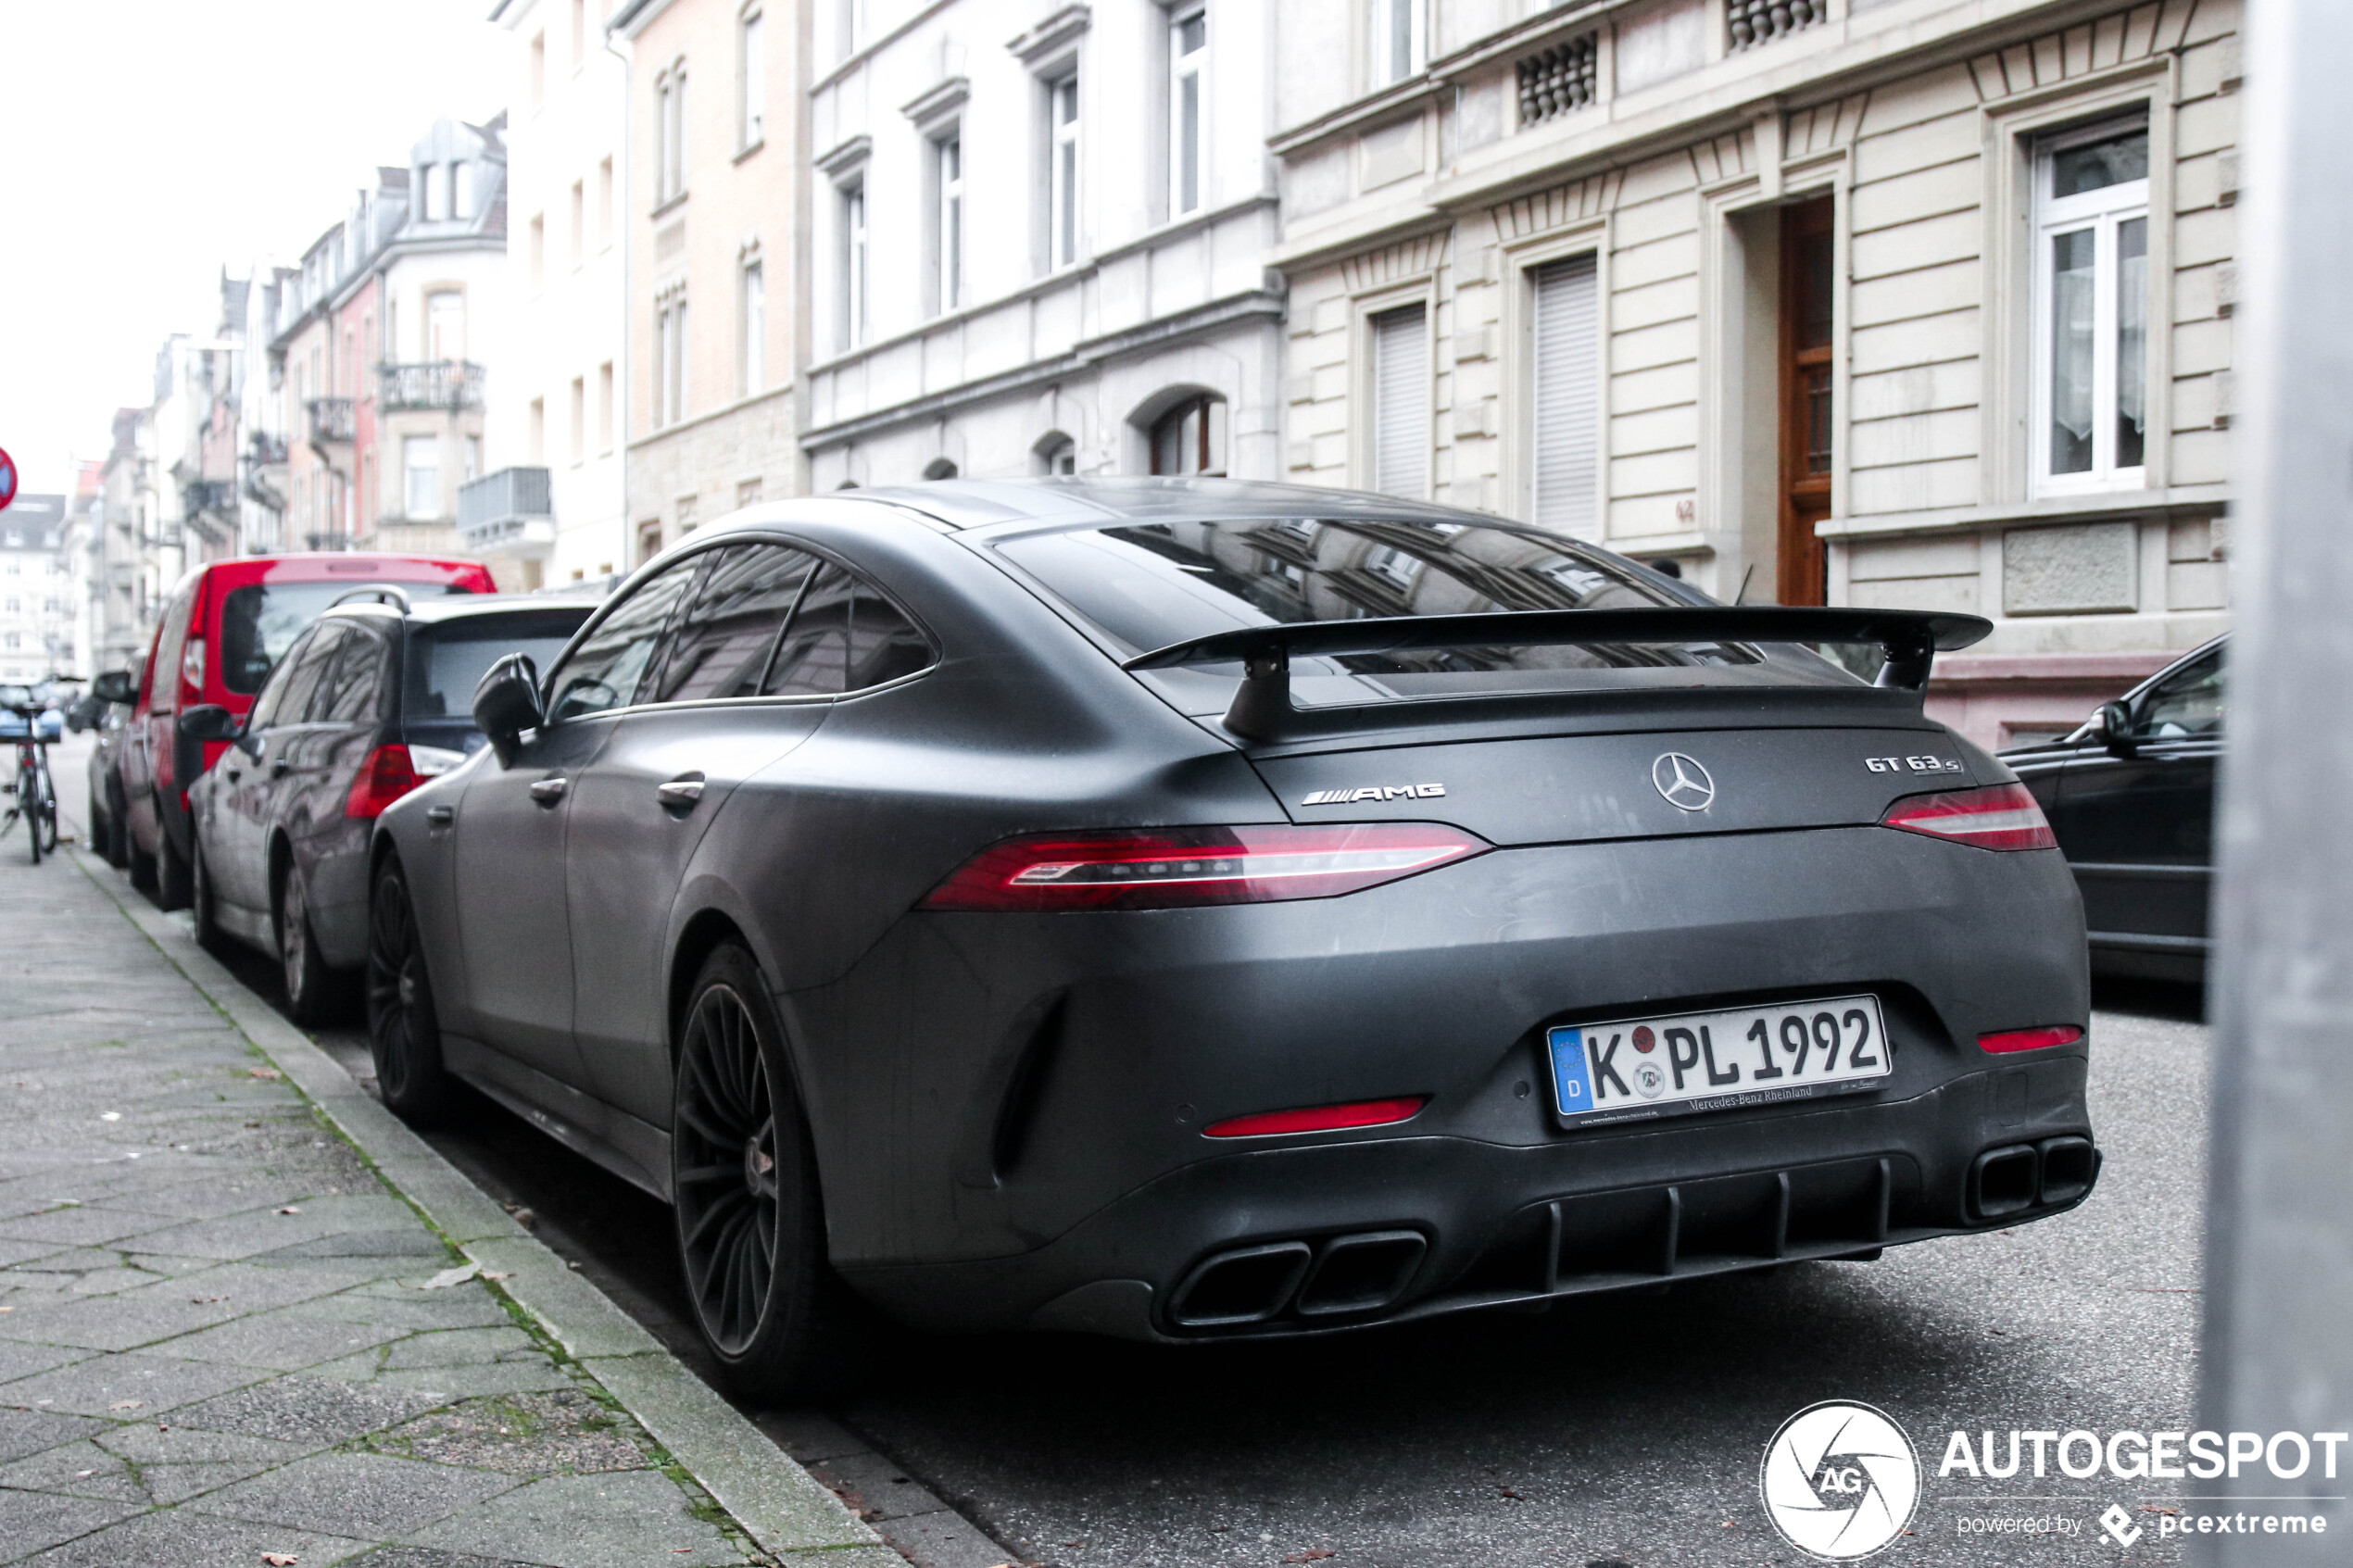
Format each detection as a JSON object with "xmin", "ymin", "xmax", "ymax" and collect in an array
[{"xmin": 1300, "ymin": 784, "xmax": 1447, "ymax": 806}]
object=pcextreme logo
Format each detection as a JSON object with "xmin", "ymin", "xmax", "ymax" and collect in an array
[{"xmin": 1760, "ymin": 1401, "xmax": 1922, "ymax": 1562}]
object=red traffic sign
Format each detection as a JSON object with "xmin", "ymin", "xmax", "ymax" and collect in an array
[{"xmin": 0, "ymin": 448, "xmax": 15, "ymax": 513}]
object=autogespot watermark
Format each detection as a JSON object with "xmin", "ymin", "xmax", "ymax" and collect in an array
[{"xmin": 1764, "ymin": 1406, "xmax": 2346, "ymax": 1556}]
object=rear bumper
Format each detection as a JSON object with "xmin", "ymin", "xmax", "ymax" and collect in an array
[
  {"xmin": 841, "ymin": 1056, "xmax": 2096, "ymax": 1339},
  {"xmin": 795, "ymin": 824, "xmax": 2092, "ymax": 1336}
]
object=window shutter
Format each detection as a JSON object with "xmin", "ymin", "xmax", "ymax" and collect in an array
[
  {"xmin": 1530, "ymin": 254, "xmax": 1599, "ymax": 536},
  {"xmin": 1371, "ymin": 304, "xmax": 1428, "ymax": 498}
]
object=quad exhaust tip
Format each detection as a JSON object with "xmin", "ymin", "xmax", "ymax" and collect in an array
[
  {"xmin": 1169, "ymin": 1230, "xmax": 1428, "ymax": 1328},
  {"xmin": 1969, "ymin": 1135, "xmax": 2098, "ymax": 1222}
]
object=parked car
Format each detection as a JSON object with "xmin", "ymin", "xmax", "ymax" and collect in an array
[
  {"xmin": 371, "ymin": 479, "xmax": 2095, "ymax": 1398},
  {"xmin": 2001, "ymin": 634, "xmax": 2226, "ymax": 984},
  {"xmin": 84, "ymin": 663, "xmax": 140, "ymax": 865},
  {"xmin": 113, "ymin": 552, "xmax": 498, "ymax": 909},
  {"xmin": 178, "ymin": 593, "xmax": 592, "ymax": 1023}
]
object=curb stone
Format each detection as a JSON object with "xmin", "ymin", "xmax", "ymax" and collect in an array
[{"xmin": 72, "ymin": 847, "xmax": 908, "ymax": 1568}]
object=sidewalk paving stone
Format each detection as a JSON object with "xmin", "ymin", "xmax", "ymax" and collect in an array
[
  {"xmin": 188, "ymin": 1449, "xmax": 522, "ymax": 1537},
  {"xmin": 0, "ymin": 1347, "xmax": 268, "ymax": 1415},
  {"xmin": 403, "ymin": 1469, "xmax": 748, "ymax": 1568},
  {"xmin": 18, "ymin": 1507, "xmax": 375, "ymax": 1567}
]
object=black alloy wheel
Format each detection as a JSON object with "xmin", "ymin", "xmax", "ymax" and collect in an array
[
  {"xmin": 671, "ymin": 944, "xmax": 853, "ymax": 1399},
  {"xmin": 365, "ymin": 857, "xmax": 450, "ymax": 1122},
  {"xmin": 277, "ymin": 862, "xmax": 336, "ymax": 1025}
]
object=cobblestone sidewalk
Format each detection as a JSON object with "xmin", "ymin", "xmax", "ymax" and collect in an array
[{"xmin": 0, "ymin": 850, "xmax": 773, "ymax": 1567}]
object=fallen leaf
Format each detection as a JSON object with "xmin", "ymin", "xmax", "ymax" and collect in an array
[
  {"xmin": 482, "ymin": 1270, "xmax": 513, "ymax": 1281},
  {"xmin": 192, "ymin": 1295, "xmax": 228, "ymax": 1305},
  {"xmin": 276, "ymin": 1207, "xmax": 300, "ymax": 1215},
  {"xmin": 506, "ymin": 1206, "xmax": 537, "ymax": 1230},
  {"xmin": 75, "ymin": 1469, "xmax": 94, "ymax": 1478},
  {"xmin": 100, "ymin": 1112, "xmax": 121, "ymax": 1123},
  {"xmin": 1283, "ymin": 1552, "xmax": 1337, "ymax": 1564},
  {"xmin": 418, "ymin": 1263, "xmax": 481, "ymax": 1290},
  {"xmin": 1497, "ymin": 1486, "xmax": 1524, "ymax": 1500},
  {"xmin": 109, "ymin": 1400, "xmax": 143, "ymax": 1411},
  {"xmin": 262, "ymin": 1555, "xmax": 298, "ymax": 1566},
  {"xmin": 246, "ymin": 1067, "xmax": 282, "ymax": 1080}
]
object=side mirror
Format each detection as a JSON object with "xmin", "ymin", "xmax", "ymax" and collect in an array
[
  {"xmin": 2095, "ymin": 699, "xmax": 2137, "ymax": 756},
  {"xmin": 91, "ymin": 670, "xmax": 135, "ymax": 706},
  {"xmin": 472, "ymin": 653, "xmax": 546, "ymax": 754},
  {"xmin": 176, "ymin": 705, "xmax": 241, "ymax": 745}
]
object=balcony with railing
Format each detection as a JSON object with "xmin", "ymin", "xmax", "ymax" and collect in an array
[
  {"xmin": 182, "ymin": 479, "xmax": 237, "ymax": 518},
  {"xmin": 1517, "ymin": 32, "xmax": 1599, "ymax": 127},
  {"xmin": 248, "ymin": 430, "xmax": 290, "ymax": 467},
  {"xmin": 1727, "ymin": 0, "xmax": 1823, "ymax": 51},
  {"xmin": 308, "ymin": 396, "xmax": 356, "ymax": 445},
  {"xmin": 457, "ymin": 466, "xmax": 555, "ymax": 557},
  {"xmin": 379, "ymin": 360, "xmax": 485, "ymax": 412}
]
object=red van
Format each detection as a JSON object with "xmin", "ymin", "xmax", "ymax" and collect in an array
[{"xmin": 113, "ymin": 554, "xmax": 497, "ymax": 906}]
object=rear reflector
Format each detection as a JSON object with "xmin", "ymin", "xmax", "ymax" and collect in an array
[
  {"xmin": 1202, "ymin": 1097, "xmax": 1428, "ymax": 1139},
  {"xmin": 918, "ymin": 823, "xmax": 1487, "ymax": 912},
  {"xmin": 1881, "ymin": 783, "xmax": 2057, "ymax": 851},
  {"xmin": 1978, "ymin": 1024, "xmax": 2084, "ymax": 1054},
  {"xmin": 346, "ymin": 745, "xmax": 424, "ymax": 819}
]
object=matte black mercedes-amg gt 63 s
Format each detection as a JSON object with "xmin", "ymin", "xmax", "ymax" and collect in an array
[{"xmin": 369, "ymin": 479, "xmax": 2096, "ymax": 1395}]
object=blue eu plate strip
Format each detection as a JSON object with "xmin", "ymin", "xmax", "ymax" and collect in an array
[{"xmin": 1548, "ymin": 1026, "xmax": 1592, "ymax": 1117}]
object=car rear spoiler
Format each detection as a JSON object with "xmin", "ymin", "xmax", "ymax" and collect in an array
[{"xmin": 1123, "ymin": 606, "xmax": 1993, "ymax": 742}]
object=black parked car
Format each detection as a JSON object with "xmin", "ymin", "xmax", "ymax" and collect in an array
[
  {"xmin": 370, "ymin": 479, "xmax": 2095, "ymax": 1398},
  {"xmin": 2002, "ymin": 634, "xmax": 2225, "ymax": 984},
  {"xmin": 84, "ymin": 662, "xmax": 140, "ymax": 866},
  {"xmin": 180, "ymin": 594, "xmax": 593, "ymax": 1022}
]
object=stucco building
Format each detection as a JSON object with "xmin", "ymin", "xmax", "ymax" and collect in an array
[
  {"xmin": 1269, "ymin": 0, "xmax": 2238, "ymax": 747},
  {"xmin": 611, "ymin": 0, "xmax": 808, "ymax": 566}
]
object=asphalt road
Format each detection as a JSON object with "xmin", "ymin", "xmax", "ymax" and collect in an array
[{"xmin": 55, "ymin": 738, "xmax": 2211, "ymax": 1567}]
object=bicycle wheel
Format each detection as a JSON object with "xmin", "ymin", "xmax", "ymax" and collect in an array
[
  {"xmin": 19, "ymin": 747, "xmax": 38, "ymax": 864},
  {"xmin": 31, "ymin": 752, "xmax": 56, "ymax": 858}
]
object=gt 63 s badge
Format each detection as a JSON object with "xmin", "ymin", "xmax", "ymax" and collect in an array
[{"xmin": 1760, "ymin": 1401, "xmax": 1920, "ymax": 1561}]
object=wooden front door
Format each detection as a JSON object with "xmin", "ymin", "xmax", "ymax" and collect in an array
[{"xmin": 1778, "ymin": 196, "xmax": 1835, "ymax": 606}]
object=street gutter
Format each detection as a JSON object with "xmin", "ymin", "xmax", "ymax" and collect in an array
[{"xmin": 71, "ymin": 846, "xmax": 906, "ymax": 1568}]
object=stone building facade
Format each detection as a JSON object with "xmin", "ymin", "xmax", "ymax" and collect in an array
[
  {"xmin": 1270, "ymin": 0, "xmax": 2238, "ymax": 746},
  {"xmin": 612, "ymin": 0, "xmax": 809, "ymax": 568},
  {"xmin": 797, "ymin": 0, "xmax": 1286, "ymax": 489}
]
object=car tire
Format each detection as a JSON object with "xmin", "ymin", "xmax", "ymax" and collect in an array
[
  {"xmin": 103, "ymin": 782, "xmax": 131, "ymax": 869},
  {"xmin": 365, "ymin": 855, "xmax": 452, "ymax": 1124},
  {"xmin": 671, "ymin": 943, "xmax": 862, "ymax": 1401},
  {"xmin": 85, "ymin": 791, "xmax": 108, "ymax": 861},
  {"xmin": 191, "ymin": 841, "xmax": 230, "ymax": 956},
  {"xmin": 155, "ymin": 818, "xmax": 194, "ymax": 910},
  {"xmin": 276, "ymin": 862, "xmax": 340, "ymax": 1027}
]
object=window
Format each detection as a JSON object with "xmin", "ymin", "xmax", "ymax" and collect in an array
[
  {"xmin": 766, "ymin": 563, "xmax": 935, "ymax": 696},
  {"xmin": 657, "ymin": 67, "xmax": 687, "ymax": 203},
  {"xmin": 935, "ymin": 133, "xmax": 964, "ymax": 313},
  {"xmin": 1529, "ymin": 252, "xmax": 1600, "ymax": 535},
  {"xmin": 547, "ymin": 555, "xmax": 700, "ymax": 721},
  {"xmin": 404, "ymin": 437, "xmax": 440, "ymax": 520},
  {"xmin": 318, "ymin": 630, "xmax": 389, "ymax": 725},
  {"xmin": 739, "ymin": 259, "xmax": 765, "ymax": 395},
  {"xmin": 530, "ymin": 214, "xmax": 546, "ymax": 292},
  {"xmin": 427, "ymin": 291, "xmax": 465, "ymax": 361},
  {"xmin": 598, "ymin": 362, "xmax": 614, "ymax": 453},
  {"xmin": 570, "ymin": 0, "xmax": 585, "ymax": 69},
  {"xmin": 598, "ymin": 157, "xmax": 614, "ymax": 248},
  {"xmin": 1370, "ymin": 304, "xmax": 1428, "ymax": 498},
  {"xmin": 638, "ymin": 521, "xmax": 664, "ymax": 563},
  {"xmin": 647, "ymin": 544, "xmax": 815, "ymax": 703},
  {"xmin": 2034, "ymin": 119, "xmax": 2149, "ymax": 491},
  {"xmin": 421, "ymin": 163, "xmax": 441, "ymax": 220},
  {"xmin": 1049, "ymin": 72, "xmax": 1081, "ymax": 270},
  {"xmin": 448, "ymin": 161, "xmax": 470, "ymax": 220},
  {"xmin": 530, "ymin": 397, "xmax": 547, "ymax": 463},
  {"xmin": 570, "ymin": 181, "xmax": 585, "ymax": 268},
  {"xmin": 2128, "ymin": 646, "xmax": 2224, "ymax": 739},
  {"xmin": 657, "ymin": 296, "xmax": 689, "ymax": 425},
  {"xmin": 739, "ymin": 7, "xmax": 765, "ymax": 149},
  {"xmin": 837, "ymin": 0, "xmax": 865, "ymax": 60},
  {"xmin": 838, "ymin": 182, "xmax": 868, "ymax": 348},
  {"xmin": 1037, "ymin": 434, "xmax": 1077, "ymax": 475},
  {"xmin": 466, "ymin": 435, "xmax": 482, "ymax": 483},
  {"xmin": 1373, "ymin": 0, "xmax": 1423, "ymax": 85},
  {"xmin": 570, "ymin": 378, "xmax": 586, "ymax": 465},
  {"xmin": 1169, "ymin": 7, "xmax": 1207, "ymax": 217},
  {"xmin": 1150, "ymin": 395, "xmax": 1226, "ymax": 476},
  {"xmin": 408, "ymin": 612, "xmax": 581, "ymax": 721}
]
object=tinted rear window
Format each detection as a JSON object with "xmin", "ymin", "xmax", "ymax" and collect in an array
[
  {"xmin": 404, "ymin": 613, "xmax": 590, "ymax": 721},
  {"xmin": 996, "ymin": 519, "xmax": 1806, "ymax": 709},
  {"xmin": 218, "ymin": 581, "xmax": 472, "ymax": 696}
]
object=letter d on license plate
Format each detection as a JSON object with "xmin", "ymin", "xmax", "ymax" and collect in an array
[{"xmin": 1546, "ymin": 994, "xmax": 1891, "ymax": 1127}]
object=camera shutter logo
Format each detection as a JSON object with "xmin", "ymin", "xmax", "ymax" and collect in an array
[{"xmin": 1759, "ymin": 1401, "xmax": 1920, "ymax": 1561}]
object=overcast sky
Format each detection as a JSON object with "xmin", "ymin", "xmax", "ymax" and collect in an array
[{"xmin": 0, "ymin": 2, "xmax": 510, "ymax": 495}]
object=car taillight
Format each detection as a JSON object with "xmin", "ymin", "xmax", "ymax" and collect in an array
[
  {"xmin": 1881, "ymin": 783, "xmax": 2057, "ymax": 851},
  {"xmin": 918, "ymin": 822, "xmax": 1489, "ymax": 912},
  {"xmin": 1979, "ymin": 1024, "xmax": 2084, "ymax": 1054},
  {"xmin": 346, "ymin": 744, "xmax": 424, "ymax": 819},
  {"xmin": 1202, "ymin": 1097, "xmax": 1428, "ymax": 1139}
]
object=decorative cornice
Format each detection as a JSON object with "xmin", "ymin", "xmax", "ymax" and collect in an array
[
  {"xmin": 814, "ymin": 133, "xmax": 872, "ymax": 180},
  {"xmin": 1006, "ymin": 3, "xmax": 1090, "ymax": 68},
  {"xmin": 900, "ymin": 76, "xmax": 971, "ymax": 127}
]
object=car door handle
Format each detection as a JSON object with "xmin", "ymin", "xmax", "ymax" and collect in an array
[
  {"xmin": 656, "ymin": 773, "xmax": 706, "ymax": 809},
  {"xmin": 425, "ymin": 805, "xmax": 455, "ymax": 827},
  {"xmin": 223, "ymin": 769, "xmax": 241, "ymax": 783},
  {"xmin": 270, "ymin": 759, "xmax": 290, "ymax": 778},
  {"xmin": 529, "ymin": 776, "xmax": 569, "ymax": 806}
]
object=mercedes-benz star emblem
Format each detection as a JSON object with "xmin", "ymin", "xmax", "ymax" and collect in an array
[{"xmin": 1652, "ymin": 752, "xmax": 1717, "ymax": 811}]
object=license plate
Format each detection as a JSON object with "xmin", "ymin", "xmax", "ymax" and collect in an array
[{"xmin": 1548, "ymin": 995, "xmax": 1891, "ymax": 1126}]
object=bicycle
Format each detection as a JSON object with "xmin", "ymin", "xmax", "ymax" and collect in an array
[{"xmin": 0, "ymin": 687, "xmax": 60, "ymax": 865}]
